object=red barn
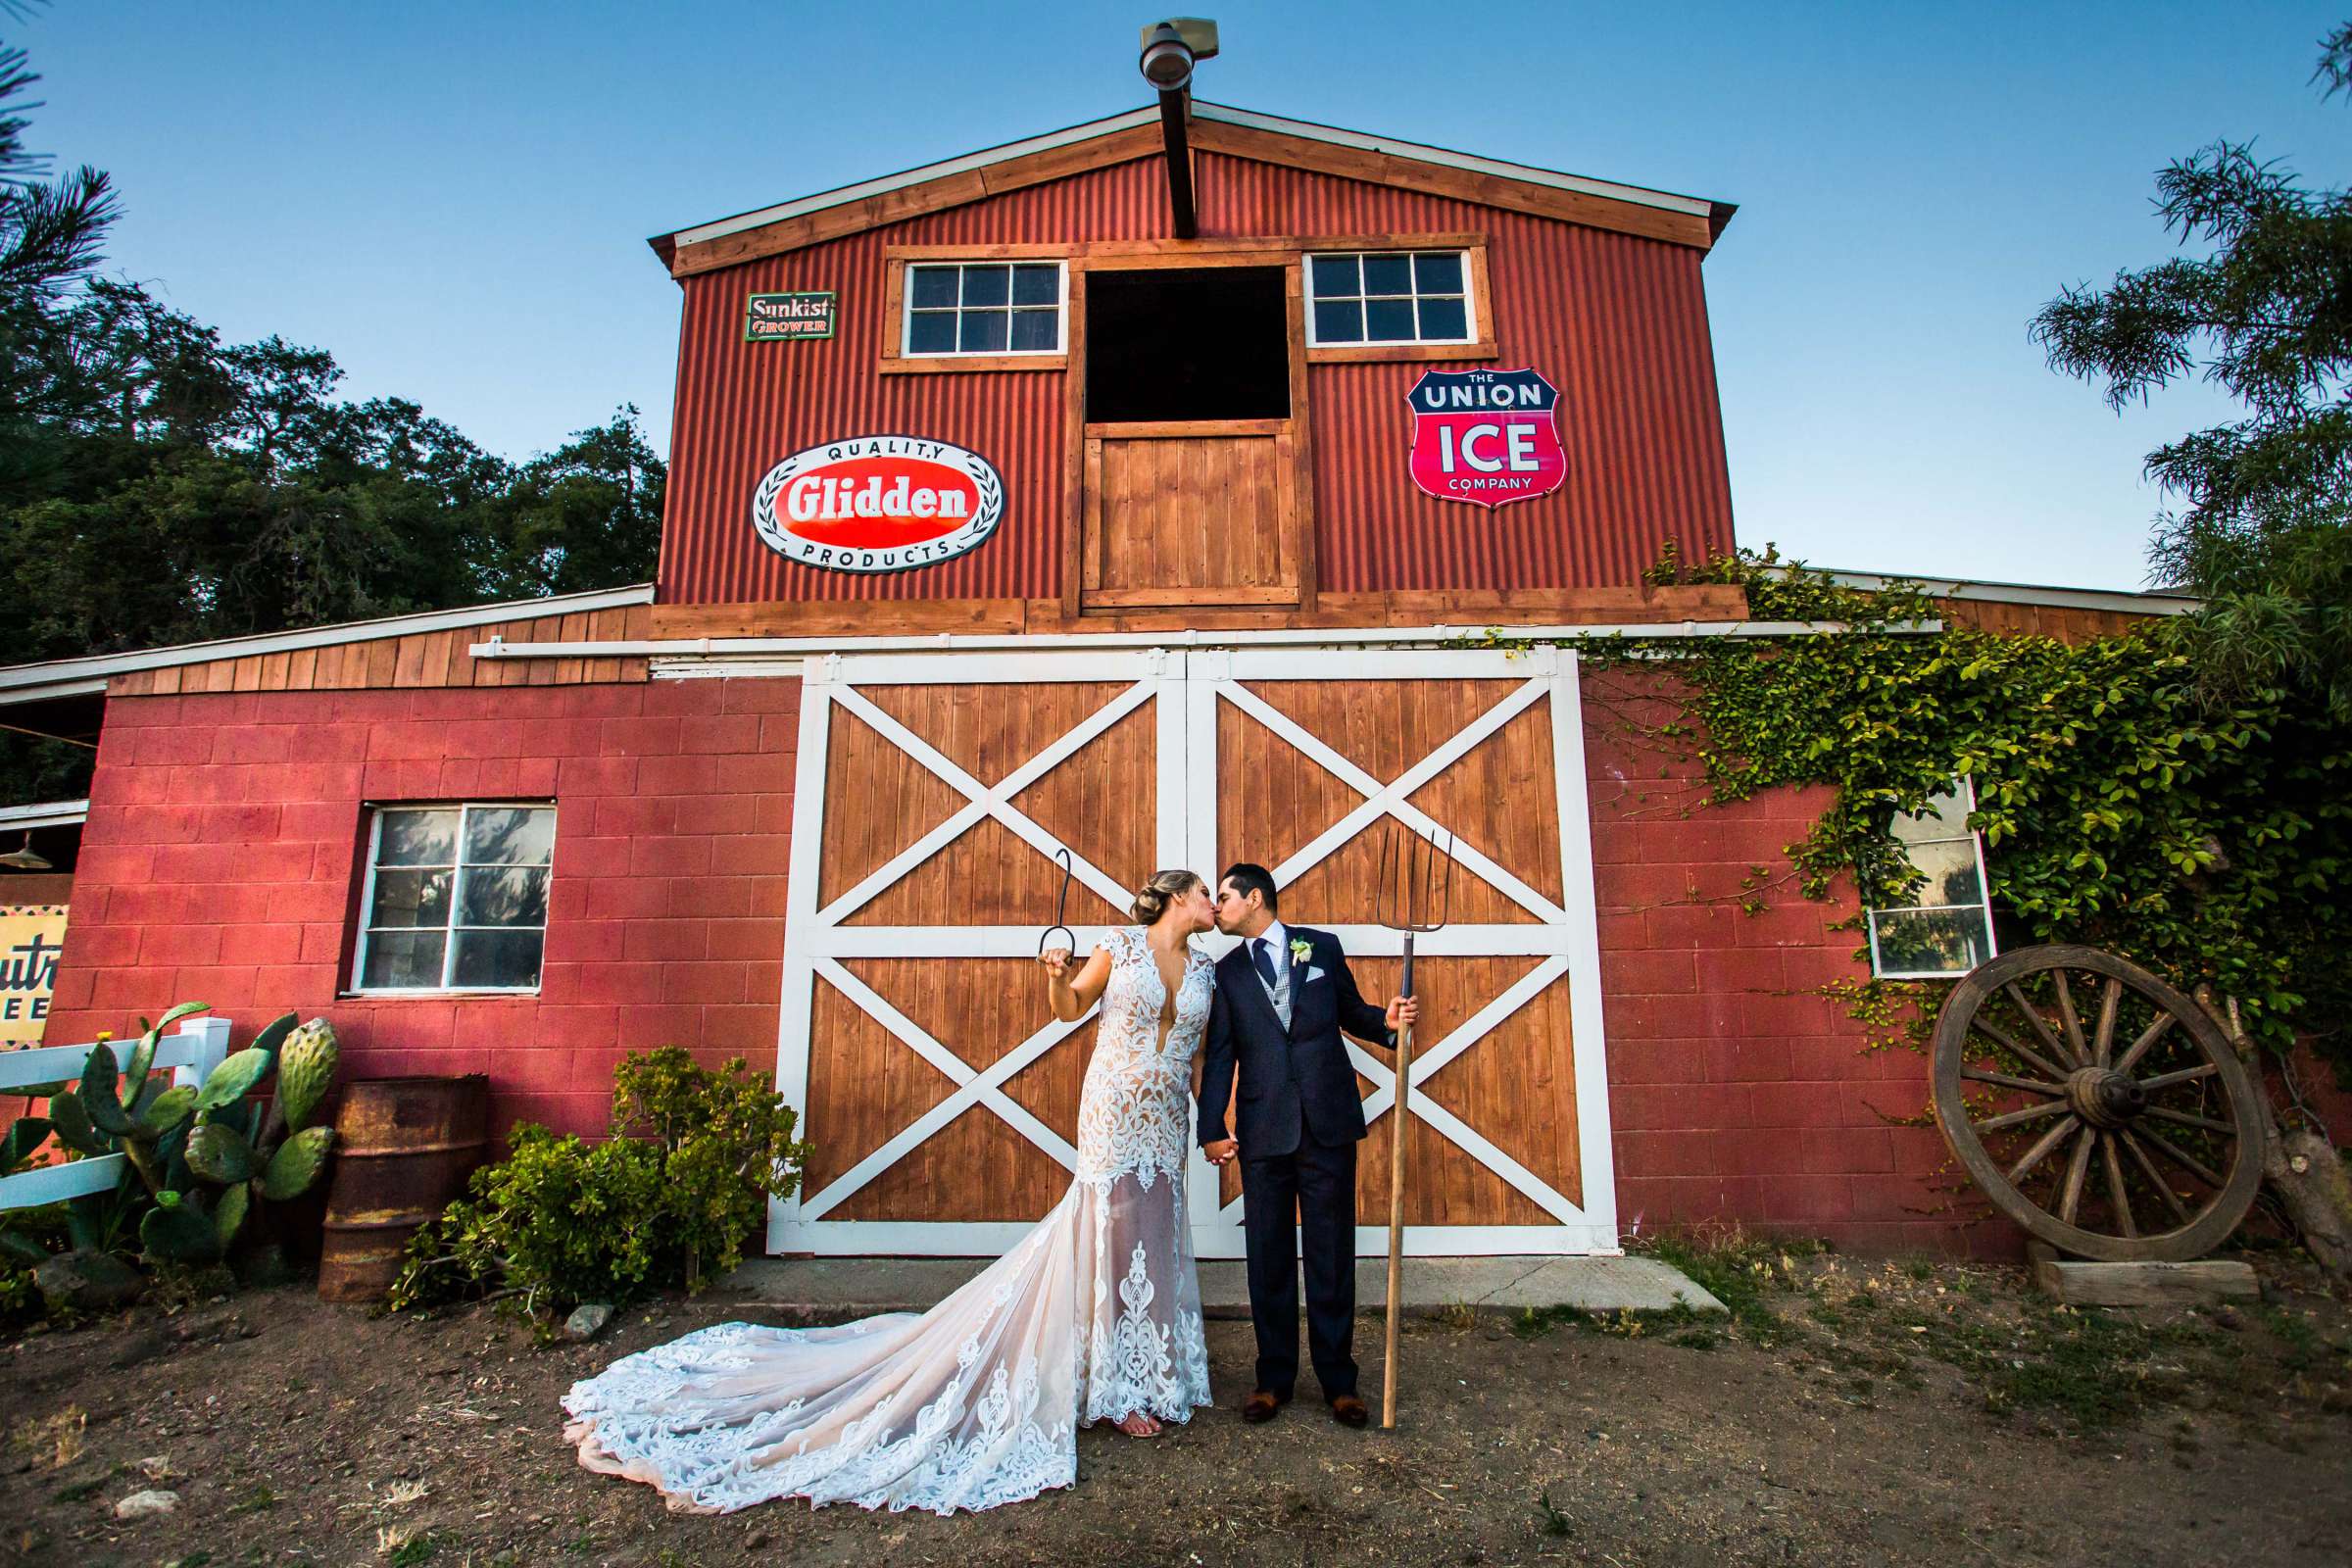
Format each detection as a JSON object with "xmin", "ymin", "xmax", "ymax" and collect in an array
[{"xmin": 0, "ymin": 96, "xmax": 2189, "ymax": 1259}]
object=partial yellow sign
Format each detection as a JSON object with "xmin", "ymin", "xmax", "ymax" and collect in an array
[{"xmin": 0, "ymin": 904, "xmax": 67, "ymax": 1046}]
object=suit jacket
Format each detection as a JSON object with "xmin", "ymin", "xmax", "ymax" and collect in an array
[{"xmin": 1198, "ymin": 925, "xmax": 1392, "ymax": 1158}]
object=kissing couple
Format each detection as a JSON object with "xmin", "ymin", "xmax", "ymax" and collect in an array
[{"xmin": 562, "ymin": 862, "xmax": 1416, "ymax": 1515}]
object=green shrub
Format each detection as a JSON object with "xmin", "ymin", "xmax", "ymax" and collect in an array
[{"xmin": 389, "ymin": 1050, "xmax": 808, "ymax": 1318}]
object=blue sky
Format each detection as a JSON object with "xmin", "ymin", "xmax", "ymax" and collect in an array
[{"xmin": 24, "ymin": 2, "xmax": 2347, "ymax": 591}]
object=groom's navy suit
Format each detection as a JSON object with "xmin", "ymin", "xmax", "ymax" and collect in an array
[{"xmin": 1199, "ymin": 924, "xmax": 1392, "ymax": 1401}]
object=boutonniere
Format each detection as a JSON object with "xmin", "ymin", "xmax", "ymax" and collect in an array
[{"xmin": 1289, "ymin": 938, "xmax": 1312, "ymax": 966}]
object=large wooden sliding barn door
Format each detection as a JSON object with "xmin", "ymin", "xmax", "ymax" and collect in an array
[
  {"xmin": 772, "ymin": 650, "xmax": 1185, "ymax": 1256},
  {"xmin": 1186, "ymin": 647, "xmax": 1617, "ymax": 1256},
  {"xmin": 771, "ymin": 645, "xmax": 1615, "ymax": 1258}
]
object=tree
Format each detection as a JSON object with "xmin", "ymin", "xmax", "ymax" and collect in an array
[{"xmin": 2031, "ymin": 23, "xmax": 2352, "ymax": 718}]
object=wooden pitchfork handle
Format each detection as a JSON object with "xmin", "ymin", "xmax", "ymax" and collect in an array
[{"xmin": 1382, "ymin": 931, "xmax": 1416, "ymax": 1430}]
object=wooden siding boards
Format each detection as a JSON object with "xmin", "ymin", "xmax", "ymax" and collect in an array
[{"xmin": 656, "ymin": 150, "xmax": 1738, "ymax": 608}]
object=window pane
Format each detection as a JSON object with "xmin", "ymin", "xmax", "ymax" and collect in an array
[
  {"xmin": 1413, "ymin": 252, "xmax": 1464, "ymax": 294},
  {"xmin": 1872, "ymin": 907, "xmax": 1994, "ymax": 977},
  {"xmin": 1008, "ymin": 308, "xmax": 1058, "ymax": 351},
  {"xmin": 1892, "ymin": 788, "xmax": 1969, "ymax": 843},
  {"xmin": 958, "ymin": 310, "xmax": 1009, "ymax": 352},
  {"xmin": 1010, "ymin": 264, "xmax": 1059, "ymax": 306},
  {"xmin": 368, "ymin": 866, "xmax": 452, "ymax": 929},
  {"xmin": 1364, "ymin": 297, "xmax": 1417, "ymax": 341},
  {"xmin": 1309, "ymin": 254, "xmax": 1359, "ymax": 299},
  {"xmin": 1361, "ymin": 253, "xmax": 1413, "ymax": 296},
  {"xmin": 908, "ymin": 266, "xmax": 958, "ymax": 309},
  {"xmin": 907, "ymin": 311, "xmax": 956, "ymax": 354},
  {"xmin": 1902, "ymin": 838, "xmax": 1984, "ymax": 907},
  {"xmin": 362, "ymin": 929, "xmax": 446, "ymax": 990},
  {"xmin": 464, "ymin": 807, "xmax": 554, "ymax": 866},
  {"xmin": 1416, "ymin": 296, "xmax": 1469, "ymax": 341},
  {"xmin": 959, "ymin": 265, "xmax": 1009, "ymax": 307},
  {"xmin": 457, "ymin": 864, "xmax": 550, "ymax": 928},
  {"xmin": 377, "ymin": 809, "xmax": 458, "ymax": 866},
  {"xmin": 1313, "ymin": 300, "xmax": 1364, "ymax": 343},
  {"xmin": 451, "ymin": 929, "xmax": 544, "ymax": 990}
]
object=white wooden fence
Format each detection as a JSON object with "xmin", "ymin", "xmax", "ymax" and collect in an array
[{"xmin": 0, "ymin": 1018, "xmax": 234, "ymax": 1211}]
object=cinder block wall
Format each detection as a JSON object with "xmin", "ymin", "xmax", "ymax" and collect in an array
[{"xmin": 45, "ymin": 679, "xmax": 798, "ymax": 1138}]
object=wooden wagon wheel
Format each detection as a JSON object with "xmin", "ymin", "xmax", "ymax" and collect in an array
[{"xmin": 1931, "ymin": 944, "xmax": 2266, "ymax": 1262}]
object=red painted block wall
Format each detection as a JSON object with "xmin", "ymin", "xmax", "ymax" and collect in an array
[
  {"xmin": 1580, "ymin": 681, "xmax": 2012, "ymax": 1257},
  {"xmin": 45, "ymin": 679, "xmax": 799, "ymax": 1140}
]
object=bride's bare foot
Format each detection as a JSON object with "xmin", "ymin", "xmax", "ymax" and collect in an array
[{"xmin": 1113, "ymin": 1411, "xmax": 1163, "ymax": 1438}]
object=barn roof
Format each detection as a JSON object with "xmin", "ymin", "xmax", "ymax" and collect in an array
[{"xmin": 649, "ymin": 100, "xmax": 1738, "ymax": 278}]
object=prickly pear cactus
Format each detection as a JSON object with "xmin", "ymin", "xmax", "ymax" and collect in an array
[
  {"xmin": 195, "ymin": 1048, "xmax": 271, "ymax": 1114},
  {"xmin": 274, "ymin": 1018, "xmax": 339, "ymax": 1132},
  {"xmin": 185, "ymin": 1122, "xmax": 256, "ymax": 1185},
  {"xmin": 139, "ymin": 1190, "xmax": 219, "ymax": 1265}
]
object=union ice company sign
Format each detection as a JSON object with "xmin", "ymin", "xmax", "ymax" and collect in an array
[
  {"xmin": 752, "ymin": 435, "xmax": 1004, "ymax": 573},
  {"xmin": 1405, "ymin": 367, "xmax": 1566, "ymax": 510}
]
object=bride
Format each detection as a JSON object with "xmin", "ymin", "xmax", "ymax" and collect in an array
[{"xmin": 562, "ymin": 869, "xmax": 1220, "ymax": 1515}]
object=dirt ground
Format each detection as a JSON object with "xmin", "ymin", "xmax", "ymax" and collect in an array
[{"xmin": 5, "ymin": 1240, "xmax": 2349, "ymax": 1568}]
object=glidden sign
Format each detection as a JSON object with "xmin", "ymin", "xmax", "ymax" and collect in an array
[{"xmin": 751, "ymin": 436, "xmax": 1005, "ymax": 573}]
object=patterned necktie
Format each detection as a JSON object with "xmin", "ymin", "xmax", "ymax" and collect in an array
[{"xmin": 1251, "ymin": 937, "xmax": 1278, "ymax": 991}]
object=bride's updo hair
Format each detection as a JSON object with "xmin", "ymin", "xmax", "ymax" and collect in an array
[{"xmin": 1129, "ymin": 868, "xmax": 1204, "ymax": 925}]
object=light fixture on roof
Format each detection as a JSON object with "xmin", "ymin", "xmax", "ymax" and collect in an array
[
  {"xmin": 1139, "ymin": 18, "xmax": 1217, "ymax": 92},
  {"xmin": 0, "ymin": 832, "xmax": 50, "ymax": 870}
]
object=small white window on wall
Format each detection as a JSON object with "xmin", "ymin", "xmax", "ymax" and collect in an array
[
  {"xmin": 1306, "ymin": 250, "xmax": 1475, "ymax": 346},
  {"xmin": 903, "ymin": 261, "xmax": 1066, "ymax": 356},
  {"xmin": 1867, "ymin": 780, "xmax": 1998, "ymax": 980},
  {"xmin": 354, "ymin": 804, "xmax": 555, "ymax": 994}
]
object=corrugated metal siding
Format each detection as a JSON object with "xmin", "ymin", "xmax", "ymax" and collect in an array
[{"xmin": 659, "ymin": 148, "xmax": 1735, "ymax": 605}]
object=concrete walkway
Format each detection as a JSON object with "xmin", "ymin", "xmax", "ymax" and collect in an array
[{"xmin": 728, "ymin": 1254, "xmax": 1723, "ymax": 1317}]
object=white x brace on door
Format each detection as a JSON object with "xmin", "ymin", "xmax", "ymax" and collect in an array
[{"xmin": 770, "ymin": 645, "xmax": 1617, "ymax": 1258}]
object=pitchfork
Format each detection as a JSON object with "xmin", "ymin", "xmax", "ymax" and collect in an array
[{"xmin": 1371, "ymin": 819, "xmax": 1455, "ymax": 1431}]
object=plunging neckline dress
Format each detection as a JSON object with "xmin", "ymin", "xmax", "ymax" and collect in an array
[{"xmin": 562, "ymin": 924, "xmax": 1215, "ymax": 1514}]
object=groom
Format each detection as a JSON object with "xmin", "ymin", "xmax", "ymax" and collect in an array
[{"xmin": 1199, "ymin": 863, "xmax": 1416, "ymax": 1428}]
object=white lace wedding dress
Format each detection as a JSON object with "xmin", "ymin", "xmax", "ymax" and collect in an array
[{"xmin": 562, "ymin": 924, "xmax": 1215, "ymax": 1515}]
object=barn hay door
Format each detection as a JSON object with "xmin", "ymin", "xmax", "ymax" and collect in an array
[
  {"xmin": 772, "ymin": 650, "xmax": 1186, "ymax": 1256},
  {"xmin": 1187, "ymin": 646, "xmax": 1618, "ymax": 1256}
]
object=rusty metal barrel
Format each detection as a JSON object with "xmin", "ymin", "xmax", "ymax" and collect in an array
[{"xmin": 318, "ymin": 1075, "xmax": 490, "ymax": 1302}]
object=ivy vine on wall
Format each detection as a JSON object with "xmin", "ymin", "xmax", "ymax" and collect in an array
[{"xmin": 1536, "ymin": 549, "xmax": 2352, "ymax": 1077}]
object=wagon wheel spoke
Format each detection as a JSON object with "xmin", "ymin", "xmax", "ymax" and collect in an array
[
  {"xmin": 2091, "ymin": 977, "xmax": 2122, "ymax": 1067},
  {"xmin": 2135, "ymin": 1063, "xmax": 2218, "ymax": 1093},
  {"xmin": 1971, "ymin": 1017, "xmax": 2071, "ymax": 1085},
  {"xmin": 1960, "ymin": 1066, "xmax": 2065, "ymax": 1097},
  {"xmin": 2098, "ymin": 1133, "xmax": 2136, "ymax": 1239},
  {"xmin": 2004, "ymin": 981, "xmax": 2080, "ymax": 1069},
  {"xmin": 2005, "ymin": 1114, "xmax": 2082, "ymax": 1186},
  {"xmin": 2141, "ymin": 1105, "xmax": 2236, "ymax": 1136},
  {"xmin": 2112, "ymin": 1012, "xmax": 2176, "ymax": 1076},
  {"xmin": 2133, "ymin": 1124, "xmax": 2224, "ymax": 1191},
  {"xmin": 2051, "ymin": 970, "xmax": 2089, "ymax": 1067},
  {"xmin": 2056, "ymin": 1124, "xmax": 2096, "ymax": 1226},
  {"xmin": 2119, "ymin": 1130, "xmax": 2197, "ymax": 1226},
  {"xmin": 1973, "ymin": 1100, "xmax": 2070, "ymax": 1135}
]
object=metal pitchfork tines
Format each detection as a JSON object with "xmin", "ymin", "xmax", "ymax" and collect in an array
[
  {"xmin": 1037, "ymin": 846, "xmax": 1077, "ymax": 960},
  {"xmin": 1371, "ymin": 819, "xmax": 1454, "ymax": 1432}
]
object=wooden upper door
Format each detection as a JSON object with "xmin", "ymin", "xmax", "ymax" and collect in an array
[{"xmin": 1073, "ymin": 260, "xmax": 1311, "ymax": 613}]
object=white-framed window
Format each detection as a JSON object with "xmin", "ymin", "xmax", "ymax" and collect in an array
[
  {"xmin": 1304, "ymin": 249, "xmax": 1476, "ymax": 346},
  {"xmin": 352, "ymin": 803, "xmax": 555, "ymax": 994},
  {"xmin": 1867, "ymin": 779, "xmax": 1998, "ymax": 980},
  {"xmin": 902, "ymin": 260, "xmax": 1066, "ymax": 356}
]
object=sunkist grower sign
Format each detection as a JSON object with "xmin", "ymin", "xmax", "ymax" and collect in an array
[
  {"xmin": 1405, "ymin": 367, "xmax": 1567, "ymax": 509},
  {"xmin": 744, "ymin": 291, "xmax": 837, "ymax": 342},
  {"xmin": 751, "ymin": 436, "xmax": 1005, "ymax": 573}
]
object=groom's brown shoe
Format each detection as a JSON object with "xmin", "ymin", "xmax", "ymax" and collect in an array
[
  {"xmin": 1241, "ymin": 1390, "xmax": 1285, "ymax": 1423},
  {"xmin": 1329, "ymin": 1394, "xmax": 1369, "ymax": 1428}
]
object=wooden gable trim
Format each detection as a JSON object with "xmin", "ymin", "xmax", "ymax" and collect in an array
[
  {"xmin": 666, "ymin": 123, "xmax": 1167, "ymax": 279},
  {"xmin": 1186, "ymin": 120, "xmax": 1716, "ymax": 251}
]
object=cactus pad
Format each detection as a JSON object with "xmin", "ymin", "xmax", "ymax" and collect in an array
[
  {"xmin": 76, "ymin": 1043, "xmax": 137, "ymax": 1136},
  {"xmin": 185, "ymin": 1122, "xmax": 256, "ymax": 1184},
  {"xmin": 275, "ymin": 1018, "xmax": 339, "ymax": 1132},
  {"xmin": 136, "ymin": 1085, "xmax": 198, "ymax": 1137},
  {"xmin": 140, "ymin": 1194, "xmax": 220, "ymax": 1264},
  {"xmin": 261, "ymin": 1125, "xmax": 333, "ymax": 1200},
  {"xmin": 195, "ymin": 1048, "xmax": 272, "ymax": 1113},
  {"xmin": 213, "ymin": 1181, "xmax": 250, "ymax": 1250}
]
